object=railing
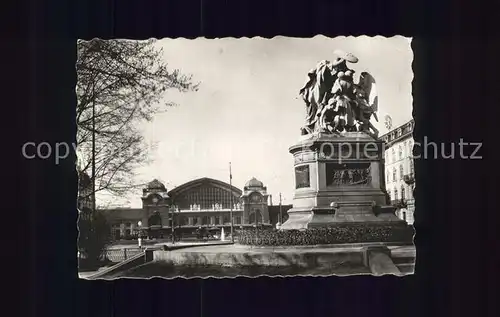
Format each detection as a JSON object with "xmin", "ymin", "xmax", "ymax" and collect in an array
[
  {"xmin": 181, "ymin": 207, "xmax": 244, "ymax": 212},
  {"xmin": 103, "ymin": 248, "xmax": 144, "ymax": 263}
]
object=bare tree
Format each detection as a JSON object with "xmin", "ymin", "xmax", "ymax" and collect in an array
[{"xmin": 76, "ymin": 39, "xmax": 199, "ymax": 198}]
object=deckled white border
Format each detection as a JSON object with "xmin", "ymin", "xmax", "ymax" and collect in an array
[{"xmin": 76, "ymin": 35, "xmax": 415, "ymax": 280}]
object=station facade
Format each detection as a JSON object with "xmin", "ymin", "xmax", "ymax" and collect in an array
[{"xmin": 101, "ymin": 177, "xmax": 287, "ymax": 239}]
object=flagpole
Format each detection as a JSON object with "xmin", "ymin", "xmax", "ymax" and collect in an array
[
  {"xmin": 279, "ymin": 193, "xmax": 282, "ymax": 225},
  {"xmin": 229, "ymin": 162, "xmax": 234, "ymax": 243}
]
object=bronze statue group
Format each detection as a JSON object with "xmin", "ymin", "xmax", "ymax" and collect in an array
[{"xmin": 299, "ymin": 49, "xmax": 379, "ymax": 138}]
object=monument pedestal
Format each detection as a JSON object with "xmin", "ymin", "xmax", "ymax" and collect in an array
[{"xmin": 281, "ymin": 132, "xmax": 406, "ymax": 230}]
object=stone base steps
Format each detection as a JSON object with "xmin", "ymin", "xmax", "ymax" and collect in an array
[
  {"xmin": 90, "ymin": 244, "xmax": 416, "ymax": 278},
  {"xmin": 391, "ymin": 250, "xmax": 416, "ymax": 275},
  {"xmin": 396, "ymin": 263, "xmax": 415, "ymax": 274}
]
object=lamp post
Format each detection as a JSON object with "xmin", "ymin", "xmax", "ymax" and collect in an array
[
  {"xmin": 171, "ymin": 205, "xmax": 176, "ymax": 245},
  {"xmin": 137, "ymin": 221, "xmax": 142, "ymax": 248},
  {"xmin": 229, "ymin": 162, "xmax": 234, "ymax": 243}
]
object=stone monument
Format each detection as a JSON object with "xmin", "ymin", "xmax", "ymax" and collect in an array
[{"xmin": 281, "ymin": 50, "xmax": 405, "ymax": 230}]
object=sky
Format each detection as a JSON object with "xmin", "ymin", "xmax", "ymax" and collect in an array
[{"xmin": 100, "ymin": 36, "xmax": 413, "ymax": 207}]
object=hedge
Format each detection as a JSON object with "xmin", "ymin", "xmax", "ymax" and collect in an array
[{"xmin": 238, "ymin": 224, "xmax": 414, "ymax": 246}]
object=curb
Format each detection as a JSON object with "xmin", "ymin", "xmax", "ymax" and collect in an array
[
  {"xmin": 238, "ymin": 241, "xmax": 414, "ymax": 250},
  {"xmin": 161, "ymin": 242, "xmax": 234, "ymax": 251}
]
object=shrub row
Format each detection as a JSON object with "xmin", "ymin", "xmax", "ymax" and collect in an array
[{"xmin": 238, "ymin": 225, "xmax": 414, "ymax": 246}]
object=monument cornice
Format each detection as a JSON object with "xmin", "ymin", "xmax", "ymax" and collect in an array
[{"xmin": 289, "ymin": 132, "xmax": 382, "ymax": 153}]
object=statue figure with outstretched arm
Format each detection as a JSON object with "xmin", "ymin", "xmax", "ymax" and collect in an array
[{"xmin": 353, "ymin": 71, "xmax": 380, "ymax": 138}]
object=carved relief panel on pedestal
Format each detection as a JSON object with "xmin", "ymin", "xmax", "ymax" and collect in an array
[{"xmin": 326, "ymin": 163, "xmax": 372, "ymax": 186}]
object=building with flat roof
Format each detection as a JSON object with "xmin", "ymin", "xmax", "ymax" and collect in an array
[{"xmin": 379, "ymin": 119, "xmax": 415, "ymax": 225}]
